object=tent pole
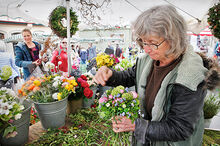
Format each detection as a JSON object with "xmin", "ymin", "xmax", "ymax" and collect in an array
[{"xmin": 66, "ymin": 0, "xmax": 71, "ymax": 76}]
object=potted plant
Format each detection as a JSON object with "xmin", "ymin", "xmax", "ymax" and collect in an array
[
  {"xmin": 67, "ymin": 74, "xmax": 94, "ymax": 113},
  {"xmin": 203, "ymin": 93, "xmax": 220, "ymax": 128},
  {"xmin": 81, "ymin": 73, "xmax": 97, "ymax": 108},
  {"xmin": 18, "ymin": 75, "xmax": 77, "ymax": 129},
  {"xmin": 0, "ymin": 87, "xmax": 32, "ymax": 145},
  {"xmin": 0, "ymin": 65, "xmax": 13, "ymax": 88}
]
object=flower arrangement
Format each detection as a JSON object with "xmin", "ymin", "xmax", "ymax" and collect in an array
[
  {"xmin": 68, "ymin": 75, "xmax": 93, "ymax": 101},
  {"xmin": 0, "ymin": 87, "xmax": 24, "ymax": 138},
  {"xmin": 18, "ymin": 75, "xmax": 77, "ymax": 103},
  {"xmin": 95, "ymin": 53, "xmax": 119, "ymax": 69},
  {"xmin": 113, "ymin": 58, "xmax": 134, "ymax": 71},
  {"xmin": 98, "ymin": 85, "xmax": 140, "ymax": 123},
  {"xmin": 82, "ymin": 73, "xmax": 97, "ymax": 87},
  {"xmin": 0, "ymin": 65, "xmax": 12, "ymax": 81},
  {"xmin": 207, "ymin": 2, "xmax": 220, "ymax": 40}
]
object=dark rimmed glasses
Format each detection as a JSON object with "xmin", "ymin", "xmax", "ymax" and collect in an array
[{"xmin": 136, "ymin": 38, "xmax": 166, "ymax": 50}]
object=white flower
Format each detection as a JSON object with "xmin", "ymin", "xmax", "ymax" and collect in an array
[
  {"xmin": 106, "ymin": 103, "xmax": 110, "ymax": 107},
  {"xmin": 58, "ymin": 61, "xmax": 62, "ymax": 65},
  {"xmin": 1, "ymin": 102, "xmax": 12, "ymax": 115},
  {"xmin": 15, "ymin": 113, "xmax": 22, "ymax": 120},
  {"xmin": 74, "ymin": 135, "xmax": 77, "ymax": 138},
  {"xmin": 52, "ymin": 93, "xmax": 58, "ymax": 100},
  {"xmin": 122, "ymin": 104, "xmax": 126, "ymax": 108},
  {"xmin": 19, "ymin": 105, "xmax": 25, "ymax": 110},
  {"xmin": 52, "ymin": 81, "xmax": 59, "ymax": 88}
]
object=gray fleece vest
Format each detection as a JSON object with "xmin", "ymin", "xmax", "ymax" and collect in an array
[{"xmin": 136, "ymin": 48, "xmax": 208, "ymax": 146}]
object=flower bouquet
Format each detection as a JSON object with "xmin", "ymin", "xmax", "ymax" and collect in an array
[
  {"xmin": 113, "ymin": 58, "xmax": 134, "ymax": 71},
  {"xmin": 98, "ymin": 85, "xmax": 140, "ymax": 123},
  {"xmin": 0, "ymin": 87, "xmax": 32, "ymax": 145},
  {"xmin": 18, "ymin": 75, "xmax": 78, "ymax": 129},
  {"xmin": 95, "ymin": 53, "xmax": 119, "ymax": 69}
]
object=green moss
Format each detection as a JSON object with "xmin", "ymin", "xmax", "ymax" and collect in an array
[{"xmin": 203, "ymin": 129, "xmax": 220, "ymax": 145}]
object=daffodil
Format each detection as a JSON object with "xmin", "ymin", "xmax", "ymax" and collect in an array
[
  {"xmin": 33, "ymin": 80, "xmax": 41, "ymax": 86},
  {"xmin": 57, "ymin": 93, "xmax": 62, "ymax": 100}
]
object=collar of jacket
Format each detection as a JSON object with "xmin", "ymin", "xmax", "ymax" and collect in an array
[{"xmin": 136, "ymin": 47, "xmax": 208, "ymax": 121}]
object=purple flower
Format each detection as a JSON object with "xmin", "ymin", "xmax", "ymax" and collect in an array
[{"xmin": 122, "ymin": 112, "xmax": 125, "ymax": 116}]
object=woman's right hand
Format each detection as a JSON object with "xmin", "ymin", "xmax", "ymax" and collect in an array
[
  {"xmin": 93, "ymin": 66, "xmax": 113, "ymax": 86},
  {"xmin": 32, "ymin": 59, "xmax": 41, "ymax": 66}
]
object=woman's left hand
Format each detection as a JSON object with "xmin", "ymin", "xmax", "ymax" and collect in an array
[{"xmin": 112, "ymin": 116, "xmax": 135, "ymax": 133}]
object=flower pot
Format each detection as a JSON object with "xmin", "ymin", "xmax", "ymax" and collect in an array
[
  {"xmin": 0, "ymin": 100, "xmax": 32, "ymax": 146},
  {"xmin": 34, "ymin": 97, "xmax": 67, "ymax": 130},
  {"xmin": 83, "ymin": 86, "xmax": 97, "ymax": 108},
  {"xmin": 204, "ymin": 118, "xmax": 212, "ymax": 128},
  {"xmin": 66, "ymin": 98, "xmax": 83, "ymax": 114}
]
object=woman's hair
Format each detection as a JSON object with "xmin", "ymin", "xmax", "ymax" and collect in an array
[
  {"xmin": 132, "ymin": 5, "xmax": 188, "ymax": 58},
  {"xmin": 0, "ymin": 40, "xmax": 6, "ymax": 52},
  {"xmin": 22, "ymin": 28, "xmax": 32, "ymax": 35}
]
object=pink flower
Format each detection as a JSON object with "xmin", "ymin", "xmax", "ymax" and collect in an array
[
  {"xmin": 99, "ymin": 97, "xmax": 108, "ymax": 103},
  {"xmin": 110, "ymin": 54, "xmax": 114, "ymax": 57},
  {"xmin": 120, "ymin": 89, "xmax": 124, "ymax": 93},
  {"xmin": 131, "ymin": 91, "xmax": 138, "ymax": 98},
  {"xmin": 8, "ymin": 119, "xmax": 14, "ymax": 123},
  {"xmin": 109, "ymin": 95, "xmax": 113, "ymax": 99}
]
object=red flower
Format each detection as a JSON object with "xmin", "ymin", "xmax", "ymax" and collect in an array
[
  {"xmin": 80, "ymin": 75, "xmax": 87, "ymax": 81},
  {"xmin": 83, "ymin": 87, "xmax": 91, "ymax": 97},
  {"xmin": 81, "ymin": 81, "xmax": 89, "ymax": 88},
  {"xmin": 88, "ymin": 90, "xmax": 93, "ymax": 98},
  {"xmin": 91, "ymin": 104, "xmax": 96, "ymax": 108},
  {"xmin": 77, "ymin": 78, "xmax": 83, "ymax": 83}
]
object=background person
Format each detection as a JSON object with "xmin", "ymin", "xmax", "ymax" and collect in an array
[
  {"xmin": 93, "ymin": 5, "xmax": 220, "ymax": 146},
  {"xmin": 15, "ymin": 28, "xmax": 47, "ymax": 80}
]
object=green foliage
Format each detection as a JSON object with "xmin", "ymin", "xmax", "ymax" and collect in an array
[
  {"xmin": 0, "ymin": 65, "xmax": 12, "ymax": 81},
  {"xmin": 203, "ymin": 129, "xmax": 220, "ymax": 145},
  {"xmin": 203, "ymin": 93, "xmax": 220, "ymax": 119},
  {"xmin": 49, "ymin": 6, "xmax": 79, "ymax": 38},
  {"xmin": 27, "ymin": 109, "xmax": 131, "ymax": 145},
  {"xmin": 207, "ymin": 2, "xmax": 220, "ymax": 40}
]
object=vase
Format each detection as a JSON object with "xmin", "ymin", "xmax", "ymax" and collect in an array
[
  {"xmin": 34, "ymin": 97, "xmax": 67, "ymax": 130},
  {"xmin": 98, "ymin": 85, "xmax": 111, "ymax": 97},
  {"xmin": 0, "ymin": 100, "xmax": 32, "ymax": 146},
  {"xmin": 66, "ymin": 98, "xmax": 83, "ymax": 114},
  {"xmin": 83, "ymin": 86, "xmax": 97, "ymax": 108},
  {"xmin": 204, "ymin": 118, "xmax": 212, "ymax": 128}
]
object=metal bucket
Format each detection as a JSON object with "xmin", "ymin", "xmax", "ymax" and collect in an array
[
  {"xmin": 34, "ymin": 97, "xmax": 67, "ymax": 130},
  {"xmin": 0, "ymin": 100, "xmax": 32, "ymax": 146},
  {"xmin": 98, "ymin": 85, "xmax": 111, "ymax": 97},
  {"xmin": 83, "ymin": 86, "xmax": 97, "ymax": 108},
  {"xmin": 66, "ymin": 98, "xmax": 83, "ymax": 114}
]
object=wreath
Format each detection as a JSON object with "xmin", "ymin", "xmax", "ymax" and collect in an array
[
  {"xmin": 207, "ymin": 2, "xmax": 220, "ymax": 40},
  {"xmin": 49, "ymin": 6, "xmax": 79, "ymax": 38}
]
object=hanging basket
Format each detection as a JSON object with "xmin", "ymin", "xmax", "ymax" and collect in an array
[{"xmin": 49, "ymin": 6, "xmax": 79, "ymax": 38}]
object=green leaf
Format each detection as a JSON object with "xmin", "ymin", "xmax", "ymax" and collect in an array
[{"xmin": 3, "ymin": 126, "xmax": 16, "ymax": 137}]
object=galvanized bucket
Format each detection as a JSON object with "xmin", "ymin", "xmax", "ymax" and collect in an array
[
  {"xmin": 0, "ymin": 100, "xmax": 32, "ymax": 146},
  {"xmin": 34, "ymin": 97, "xmax": 67, "ymax": 130},
  {"xmin": 98, "ymin": 85, "xmax": 111, "ymax": 97},
  {"xmin": 83, "ymin": 86, "xmax": 97, "ymax": 108},
  {"xmin": 66, "ymin": 97, "xmax": 83, "ymax": 114}
]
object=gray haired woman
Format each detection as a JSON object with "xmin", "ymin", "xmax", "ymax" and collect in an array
[{"xmin": 93, "ymin": 5, "xmax": 220, "ymax": 146}]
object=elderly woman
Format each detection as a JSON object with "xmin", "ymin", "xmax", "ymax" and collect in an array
[
  {"xmin": 15, "ymin": 28, "xmax": 47, "ymax": 80},
  {"xmin": 93, "ymin": 5, "xmax": 220, "ymax": 146}
]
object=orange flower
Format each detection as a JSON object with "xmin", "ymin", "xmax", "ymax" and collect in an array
[
  {"xmin": 22, "ymin": 92, "xmax": 27, "ymax": 96},
  {"xmin": 33, "ymin": 86, "xmax": 40, "ymax": 92},
  {"xmin": 30, "ymin": 76, "xmax": 36, "ymax": 81},
  {"xmin": 28, "ymin": 84, "xmax": 35, "ymax": 91}
]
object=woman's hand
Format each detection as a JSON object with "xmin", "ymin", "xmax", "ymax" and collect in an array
[
  {"xmin": 93, "ymin": 66, "xmax": 113, "ymax": 86},
  {"xmin": 32, "ymin": 59, "xmax": 41, "ymax": 66},
  {"xmin": 112, "ymin": 116, "xmax": 135, "ymax": 133}
]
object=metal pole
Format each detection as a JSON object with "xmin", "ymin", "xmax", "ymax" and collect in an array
[{"xmin": 66, "ymin": 0, "xmax": 71, "ymax": 76}]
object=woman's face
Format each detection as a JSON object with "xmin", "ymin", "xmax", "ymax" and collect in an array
[
  {"xmin": 22, "ymin": 31, "xmax": 32, "ymax": 43},
  {"xmin": 61, "ymin": 40, "xmax": 67, "ymax": 49},
  {"xmin": 139, "ymin": 35, "xmax": 171, "ymax": 61}
]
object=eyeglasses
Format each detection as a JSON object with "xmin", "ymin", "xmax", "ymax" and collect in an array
[
  {"xmin": 136, "ymin": 38, "xmax": 166, "ymax": 50},
  {"xmin": 62, "ymin": 42, "xmax": 67, "ymax": 44}
]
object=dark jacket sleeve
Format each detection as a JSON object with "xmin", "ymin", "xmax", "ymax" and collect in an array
[
  {"xmin": 106, "ymin": 64, "xmax": 136, "ymax": 87},
  {"xmin": 134, "ymin": 82, "xmax": 206, "ymax": 143}
]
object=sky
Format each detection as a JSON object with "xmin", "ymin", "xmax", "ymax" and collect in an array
[{"xmin": 0, "ymin": 0, "xmax": 218, "ymax": 28}]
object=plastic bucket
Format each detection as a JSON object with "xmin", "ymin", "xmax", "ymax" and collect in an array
[
  {"xmin": 0, "ymin": 100, "xmax": 32, "ymax": 146},
  {"xmin": 34, "ymin": 97, "xmax": 67, "ymax": 129}
]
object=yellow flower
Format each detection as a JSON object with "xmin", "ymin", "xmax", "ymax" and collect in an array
[
  {"xmin": 33, "ymin": 80, "xmax": 41, "ymax": 86},
  {"xmin": 71, "ymin": 80, "xmax": 78, "ymax": 86},
  {"xmin": 57, "ymin": 93, "xmax": 62, "ymax": 100}
]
